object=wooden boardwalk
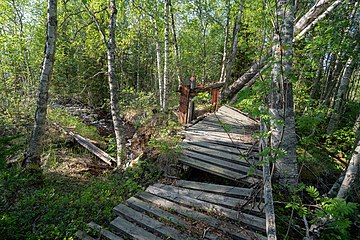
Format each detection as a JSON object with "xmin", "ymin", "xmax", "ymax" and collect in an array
[{"xmin": 76, "ymin": 106, "xmax": 273, "ymax": 240}]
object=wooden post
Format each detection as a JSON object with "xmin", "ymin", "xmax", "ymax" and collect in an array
[
  {"xmin": 178, "ymin": 85, "xmax": 190, "ymax": 124},
  {"xmin": 187, "ymin": 74, "xmax": 196, "ymax": 123},
  {"xmin": 211, "ymin": 89, "xmax": 220, "ymax": 111}
]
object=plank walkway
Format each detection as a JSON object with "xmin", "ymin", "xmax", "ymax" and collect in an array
[{"xmin": 76, "ymin": 106, "xmax": 272, "ymax": 240}]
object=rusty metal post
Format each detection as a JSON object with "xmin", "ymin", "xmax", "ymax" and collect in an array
[{"xmin": 187, "ymin": 74, "xmax": 196, "ymax": 123}]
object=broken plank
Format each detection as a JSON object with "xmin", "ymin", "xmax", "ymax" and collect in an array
[
  {"xmin": 136, "ymin": 191, "xmax": 266, "ymax": 240},
  {"xmin": 146, "ymin": 185, "xmax": 266, "ymax": 232},
  {"xmin": 75, "ymin": 230, "xmax": 95, "ymax": 240},
  {"xmin": 179, "ymin": 142, "xmax": 258, "ymax": 166},
  {"xmin": 153, "ymin": 183, "xmax": 264, "ymax": 213},
  {"xmin": 110, "ymin": 216, "xmax": 161, "ymax": 240},
  {"xmin": 179, "ymin": 155, "xmax": 258, "ymax": 184},
  {"xmin": 181, "ymin": 149, "xmax": 262, "ymax": 177},
  {"xmin": 87, "ymin": 222, "xmax": 123, "ymax": 240},
  {"xmin": 113, "ymin": 203, "xmax": 192, "ymax": 240},
  {"xmin": 182, "ymin": 138, "xmax": 259, "ymax": 158}
]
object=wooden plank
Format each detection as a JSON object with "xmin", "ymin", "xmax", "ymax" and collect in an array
[
  {"xmin": 136, "ymin": 191, "xmax": 266, "ymax": 240},
  {"xmin": 75, "ymin": 230, "xmax": 95, "ymax": 240},
  {"xmin": 146, "ymin": 185, "xmax": 266, "ymax": 232},
  {"xmin": 180, "ymin": 141, "xmax": 258, "ymax": 167},
  {"xmin": 218, "ymin": 106, "xmax": 258, "ymax": 125},
  {"xmin": 113, "ymin": 203, "xmax": 192, "ymax": 240},
  {"xmin": 72, "ymin": 133, "xmax": 114, "ymax": 165},
  {"xmin": 153, "ymin": 183, "xmax": 264, "ymax": 213},
  {"xmin": 173, "ymin": 180, "xmax": 262, "ymax": 199},
  {"xmin": 126, "ymin": 197, "xmax": 219, "ymax": 240},
  {"xmin": 87, "ymin": 222, "xmax": 124, "ymax": 240},
  {"xmin": 181, "ymin": 149, "xmax": 262, "ymax": 177},
  {"xmin": 208, "ymin": 111, "xmax": 257, "ymax": 130},
  {"xmin": 183, "ymin": 138, "xmax": 259, "ymax": 158},
  {"xmin": 179, "ymin": 155, "xmax": 258, "ymax": 184},
  {"xmin": 188, "ymin": 118, "xmax": 247, "ymax": 134},
  {"xmin": 185, "ymin": 128, "xmax": 254, "ymax": 145},
  {"xmin": 110, "ymin": 216, "xmax": 161, "ymax": 240},
  {"xmin": 53, "ymin": 122, "xmax": 115, "ymax": 166},
  {"xmin": 183, "ymin": 130, "xmax": 257, "ymax": 149}
]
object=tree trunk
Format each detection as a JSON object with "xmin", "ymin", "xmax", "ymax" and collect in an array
[
  {"xmin": 108, "ymin": 0, "xmax": 125, "ymax": 167},
  {"xmin": 269, "ymin": 0, "xmax": 298, "ymax": 185},
  {"xmin": 327, "ymin": 49, "xmax": 357, "ymax": 134},
  {"xmin": 169, "ymin": 0, "xmax": 182, "ymax": 88},
  {"xmin": 294, "ymin": 0, "xmax": 342, "ymax": 41},
  {"xmin": 222, "ymin": 53, "xmax": 268, "ymax": 101},
  {"xmin": 84, "ymin": 0, "xmax": 125, "ymax": 167},
  {"xmin": 156, "ymin": 35, "xmax": 163, "ymax": 108},
  {"xmin": 162, "ymin": 0, "xmax": 170, "ymax": 111},
  {"xmin": 23, "ymin": 0, "xmax": 58, "ymax": 167},
  {"xmin": 294, "ymin": 0, "xmax": 334, "ymax": 35},
  {"xmin": 223, "ymin": 1, "xmax": 243, "ymax": 91},
  {"xmin": 337, "ymin": 131, "xmax": 360, "ymax": 199},
  {"xmin": 219, "ymin": 4, "xmax": 230, "ymax": 84},
  {"xmin": 310, "ymin": 55, "xmax": 324, "ymax": 99}
]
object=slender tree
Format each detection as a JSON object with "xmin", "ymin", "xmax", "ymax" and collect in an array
[
  {"xmin": 84, "ymin": 0, "xmax": 125, "ymax": 167},
  {"xmin": 269, "ymin": 0, "xmax": 298, "ymax": 184},
  {"xmin": 162, "ymin": 0, "xmax": 170, "ymax": 111},
  {"xmin": 23, "ymin": 0, "xmax": 58, "ymax": 167}
]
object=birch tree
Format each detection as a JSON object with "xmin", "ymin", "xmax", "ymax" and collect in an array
[
  {"xmin": 269, "ymin": 0, "xmax": 298, "ymax": 184},
  {"xmin": 84, "ymin": 0, "xmax": 125, "ymax": 167},
  {"xmin": 23, "ymin": 0, "xmax": 58, "ymax": 167},
  {"xmin": 162, "ymin": 0, "xmax": 170, "ymax": 111}
]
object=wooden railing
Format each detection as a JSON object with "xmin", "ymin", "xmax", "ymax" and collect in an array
[
  {"xmin": 259, "ymin": 110, "xmax": 277, "ymax": 239},
  {"xmin": 178, "ymin": 77, "xmax": 224, "ymax": 124}
]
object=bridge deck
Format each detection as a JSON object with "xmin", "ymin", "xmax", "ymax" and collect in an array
[{"xmin": 76, "ymin": 106, "xmax": 269, "ymax": 240}]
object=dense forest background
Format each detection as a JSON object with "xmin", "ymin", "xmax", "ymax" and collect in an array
[{"xmin": 0, "ymin": 0, "xmax": 359, "ymax": 239}]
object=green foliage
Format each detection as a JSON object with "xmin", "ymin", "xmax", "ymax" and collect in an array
[
  {"xmin": 47, "ymin": 107, "xmax": 101, "ymax": 142},
  {"xmin": 285, "ymin": 185, "xmax": 358, "ymax": 239}
]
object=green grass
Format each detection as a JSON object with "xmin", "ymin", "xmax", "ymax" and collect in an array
[{"xmin": 47, "ymin": 107, "xmax": 101, "ymax": 142}]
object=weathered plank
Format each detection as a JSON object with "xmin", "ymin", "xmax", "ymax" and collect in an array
[
  {"xmin": 218, "ymin": 106, "xmax": 258, "ymax": 125},
  {"xmin": 53, "ymin": 122, "xmax": 115, "ymax": 166},
  {"xmin": 187, "ymin": 118, "xmax": 247, "ymax": 134},
  {"xmin": 179, "ymin": 155, "xmax": 257, "ymax": 184},
  {"xmin": 110, "ymin": 216, "xmax": 161, "ymax": 240},
  {"xmin": 174, "ymin": 180, "xmax": 255, "ymax": 198},
  {"xmin": 113, "ymin": 203, "xmax": 192, "ymax": 240},
  {"xmin": 72, "ymin": 133, "xmax": 114, "ymax": 165},
  {"xmin": 126, "ymin": 197, "xmax": 219, "ymax": 240},
  {"xmin": 146, "ymin": 185, "xmax": 266, "ymax": 232},
  {"xmin": 185, "ymin": 127, "xmax": 253, "ymax": 144},
  {"xmin": 136, "ymin": 191, "xmax": 266, "ymax": 240},
  {"xmin": 180, "ymin": 141, "xmax": 258, "ymax": 166},
  {"xmin": 181, "ymin": 149, "xmax": 262, "ymax": 177},
  {"xmin": 183, "ymin": 130, "xmax": 258, "ymax": 149},
  {"xmin": 153, "ymin": 183, "xmax": 264, "ymax": 213},
  {"xmin": 183, "ymin": 138, "xmax": 259, "ymax": 158},
  {"xmin": 87, "ymin": 222, "xmax": 123, "ymax": 240},
  {"xmin": 75, "ymin": 230, "xmax": 96, "ymax": 240}
]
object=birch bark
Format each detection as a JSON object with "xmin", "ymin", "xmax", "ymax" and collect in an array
[
  {"xmin": 162, "ymin": 0, "xmax": 170, "ymax": 111},
  {"xmin": 24, "ymin": 0, "xmax": 57, "ymax": 167},
  {"xmin": 269, "ymin": 0, "xmax": 298, "ymax": 185}
]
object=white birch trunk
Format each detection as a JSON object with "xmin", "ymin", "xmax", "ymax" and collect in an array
[
  {"xmin": 24, "ymin": 0, "xmax": 57, "ymax": 167},
  {"xmin": 270, "ymin": 0, "xmax": 298, "ymax": 185},
  {"xmin": 337, "ymin": 137, "xmax": 360, "ymax": 199},
  {"xmin": 219, "ymin": 10, "xmax": 230, "ymax": 83},
  {"xmin": 327, "ymin": 50, "xmax": 357, "ymax": 134},
  {"xmin": 294, "ymin": 0, "xmax": 334, "ymax": 35},
  {"xmin": 294, "ymin": 0, "xmax": 342, "ymax": 41},
  {"xmin": 108, "ymin": 0, "xmax": 125, "ymax": 167},
  {"xmin": 163, "ymin": 0, "xmax": 169, "ymax": 111}
]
